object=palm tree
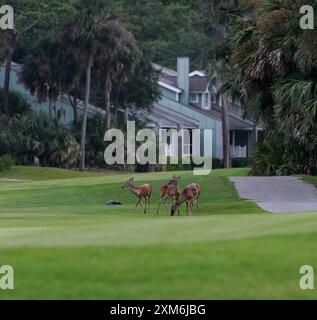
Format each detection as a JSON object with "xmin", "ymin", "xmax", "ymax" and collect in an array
[
  {"xmin": 2, "ymin": 0, "xmax": 72, "ymax": 117},
  {"xmin": 59, "ymin": 0, "xmax": 111, "ymax": 170},
  {"xmin": 19, "ymin": 39, "xmax": 80, "ymax": 118},
  {"xmin": 0, "ymin": 33, "xmax": 10, "ymax": 66},
  {"xmin": 111, "ymin": 59, "xmax": 161, "ymax": 124},
  {"xmin": 227, "ymin": 0, "xmax": 317, "ymax": 173},
  {"xmin": 202, "ymin": 0, "xmax": 241, "ymax": 168},
  {"xmin": 96, "ymin": 18, "xmax": 141, "ymax": 130}
]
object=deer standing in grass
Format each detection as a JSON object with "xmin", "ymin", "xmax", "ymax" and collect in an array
[
  {"xmin": 122, "ymin": 177, "xmax": 152, "ymax": 214},
  {"xmin": 156, "ymin": 175, "xmax": 181, "ymax": 215},
  {"xmin": 171, "ymin": 183, "xmax": 201, "ymax": 216}
]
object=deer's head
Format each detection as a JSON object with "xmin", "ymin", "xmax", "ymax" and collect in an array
[
  {"xmin": 168, "ymin": 175, "xmax": 180, "ymax": 186},
  {"xmin": 122, "ymin": 177, "xmax": 134, "ymax": 189}
]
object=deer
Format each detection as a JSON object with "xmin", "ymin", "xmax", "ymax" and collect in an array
[
  {"xmin": 156, "ymin": 175, "xmax": 181, "ymax": 215},
  {"xmin": 122, "ymin": 177, "xmax": 152, "ymax": 214},
  {"xmin": 171, "ymin": 183, "xmax": 201, "ymax": 216}
]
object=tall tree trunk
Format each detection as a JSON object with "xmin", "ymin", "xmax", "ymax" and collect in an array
[
  {"xmin": 250, "ymin": 123, "xmax": 258, "ymax": 156},
  {"xmin": 3, "ymin": 32, "xmax": 18, "ymax": 117},
  {"xmin": 79, "ymin": 55, "xmax": 93, "ymax": 171},
  {"xmin": 105, "ymin": 71, "xmax": 112, "ymax": 130},
  {"xmin": 124, "ymin": 106, "xmax": 129, "ymax": 124},
  {"xmin": 68, "ymin": 94, "xmax": 78, "ymax": 127},
  {"xmin": 222, "ymin": 91, "xmax": 231, "ymax": 168},
  {"xmin": 48, "ymin": 97, "xmax": 55, "ymax": 118}
]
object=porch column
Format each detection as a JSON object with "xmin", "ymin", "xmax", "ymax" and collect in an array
[
  {"xmin": 249, "ymin": 124, "xmax": 258, "ymax": 157},
  {"xmin": 232, "ymin": 130, "xmax": 236, "ymax": 147},
  {"xmin": 178, "ymin": 123, "xmax": 183, "ymax": 158}
]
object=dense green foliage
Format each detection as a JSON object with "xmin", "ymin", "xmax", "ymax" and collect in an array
[
  {"xmin": 0, "ymin": 88, "xmax": 32, "ymax": 115},
  {"xmin": 19, "ymin": 38, "xmax": 80, "ymax": 118},
  {"xmin": 107, "ymin": 0, "xmax": 211, "ymax": 69},
  {"xmin": 10, "ymin": 0, "xmax": 211, "ymax": 70},
  {"xmin": 0, "ymin": 154, "xmax": 15, "ymax": 172},
  {"xmin": 213, "ymin": 0, "xmax": 317, "ymax": 175},
  {"xmin": 0, "ymin": 114, "xmax": 80, "ymax": 167}
]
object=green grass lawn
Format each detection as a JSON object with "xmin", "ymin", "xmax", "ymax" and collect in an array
[{"xmin": 0, "ymin": 166, "xmax": 317, "ymax": 299}]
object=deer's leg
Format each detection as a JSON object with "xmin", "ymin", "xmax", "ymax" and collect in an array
[
  {"xmin": 163, "ymin": 196, "xmax": 169, "ymax": 213},
  {"xmin": 133, "ymin": 198, "xmax": 142, "ymax": 214},
  {"xmin": 195, "ymin": 194, "xmax": 200, "ymax": 210},
  {"xmin": 148, "ymin": 195, "xmax": 151, "ymax": 214},
  {"xmin": 186, "ymin": 201, "xmax": 189, "ymax": 216},
  {"xmin": 189, "ymin": 201, "xmax": 193, "ymax": 216},
  {"xmin": 144, "ymin": 197, "xmax": 148, "ymax": 214},
  {"xmin": 156, "ymin": 197, "xmax": 164, "ymax": 215}
]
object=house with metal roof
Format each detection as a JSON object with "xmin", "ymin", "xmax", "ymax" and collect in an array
[
  {"xmin": 1, "ymin": 58, "xmax": 261, "ymax": 160},
  {"xmin": 150, "ymin": 57, "xmax": 262, "ymax": 159}
]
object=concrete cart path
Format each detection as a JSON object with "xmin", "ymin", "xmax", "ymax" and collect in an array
[{"xmin": 229, "ymin": 176, "xmax": 317, "ymax": 213}]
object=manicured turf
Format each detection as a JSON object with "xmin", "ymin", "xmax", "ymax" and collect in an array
[{"xmin": 0, "ymin": 166, "xmax": 316, "ymax": 299}]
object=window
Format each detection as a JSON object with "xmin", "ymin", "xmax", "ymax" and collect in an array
[
  {"xmin": 210, "ymin": 93, "xmax": 216, "ymax": 104},
  {"xmin": 190, "ymin": 93, "xmax": 199, "ymax": 103}
]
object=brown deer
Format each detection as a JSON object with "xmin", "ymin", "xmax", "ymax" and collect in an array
[
  {"xmin": 171, "ymin": 183, "xmax": 201, "ymax": 216},
  {"xmin": 122, "ymin": 177, "xmax": 152, "ymax": 214},
  {"xmin": 156, "ymin": 175, "xmax": 181, "ymax": 215}
]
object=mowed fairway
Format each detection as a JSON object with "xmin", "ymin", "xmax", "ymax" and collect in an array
[{"xmin": 0, "ymin": 166, "xmax": 317, "ymax": 299}]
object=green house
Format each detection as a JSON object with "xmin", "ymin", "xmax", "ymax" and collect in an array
[
  {"xmin": 149, "ymin": 57, "xmax": 262, "ymax": 159},
  {"xmin": 1, "ymin": 58, "xmax": 261, "ymax": 159}
]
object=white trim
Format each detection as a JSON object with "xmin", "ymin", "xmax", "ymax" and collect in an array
[
  {"xmin": 189, "ymin": 70, "xmax": 206, "ymax": 77},
  {"xmin": 152, "ymin": 63, "xmax": 177, "ymax": 76},
  {"xmin": 202, "ymin": 92, "xmax": 211, "ymax": 110},
  {"xmin": 158, "ymin": 81, "xmax": 182, "ymax": 93}
]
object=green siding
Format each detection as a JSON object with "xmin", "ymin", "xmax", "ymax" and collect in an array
[
  {"xmin": 0, "ymin": 67, "xmax": 75, "ymax": 125},
  {"xmin": 159, "ymin": 95, "xmax": 218, "ymax": 157},
  {"xmin": 160, "ymin": 87, "xmax": 177, "ymax": 100}
]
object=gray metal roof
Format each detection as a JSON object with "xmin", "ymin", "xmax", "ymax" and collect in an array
[{"xmin": 138, "ymin": 103, "xmax": 199, "ymax": 129}]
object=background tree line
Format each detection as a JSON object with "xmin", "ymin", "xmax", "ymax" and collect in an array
[
  {"xmin": 0, "ymin": 0, "xmax": 214, "ymax": 170},
  {"xmin": 2, "ymin": 0, "xmax": 316, "ymax": 175},
  {"xmin": 203, "ymin": 0, "xmax": 317, "ymax": 175}
]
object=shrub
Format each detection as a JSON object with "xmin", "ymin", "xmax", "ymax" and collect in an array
[
  {"xmin": 166, "ymin": 157, "xmax": 192, "ymax": 171},
  {"xmin": 166, "ymin": 157, "xmax": 219, "ymax": 171},
  {"xmin": 232, "ymin": 157, "xmax": 250, "ymax": 168},
  {"xmin": 0, "ymin": 113, "xmax": 80, "ymax": 168},
  {"xmin": 249, "ymin": 134, "xmax": 284, "ymax": 176},
  {"xmin": 0, "ymin": 154, "xmax": 15, "ymax": 172},
  {"xmin": 249, "ymin": 130, "xmax": 317, "ymax": 176},
  {"xmin": 0, "ymin": 88, "xmax": 32, "ymax": 115},
  {"xmin": 212, "ymin": 157, "xmax": 223, "ymax": 169}
]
